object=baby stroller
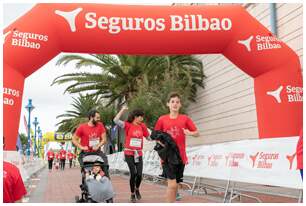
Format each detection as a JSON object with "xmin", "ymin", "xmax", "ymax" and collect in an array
[
  {"xmin": 75, "ymin": 152, "xmax": 114, "ymax": 203},
  {"xmin": 54, "ymin": 159, "xmax": 60, "ymax": 170}
]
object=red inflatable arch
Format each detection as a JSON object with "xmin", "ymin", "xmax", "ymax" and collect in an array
[{"xmin": 4, "ymin": 4, "xmax": 303, "ymax": 150}]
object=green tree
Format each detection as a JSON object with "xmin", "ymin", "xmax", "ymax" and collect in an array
[
  {"xmin": 56, "ymin": 93, "xmax": 101, "ymax": 133},
  {"xmin": 19, "ymin": 133, "xmax": 28, "ymax": 151},
  {"xmin": 52, "ymin": 54, "xmax": 204, "ymax": 106},
  {"xmin": 128, "ymin": 80, "xmax": 190, "ymax": 128},
  {"xmin": 56, "ymin": 94, "xmax": 117, "ymax": 133}
]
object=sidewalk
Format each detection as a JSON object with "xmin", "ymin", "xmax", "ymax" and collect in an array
[{"xmin": 26, "ymin": 166, "xmax": 301, "ymax": 203}]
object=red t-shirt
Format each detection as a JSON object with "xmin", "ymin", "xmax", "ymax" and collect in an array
[
  {"xmin": 67, "ymin": 152, "xmax": 74, "ymax": 160},
  {"xmin": 296, "ymin": 128, "xmax": 303, "ymax": 170},
  {"xmin": 47, "ymin": 151, "xmax": 55, "ymax": 161},
  {"xmin": 75, "ymin": 122, "xmax": 106, "ymax": 152},
  {"xmin": 59, "ymin": 149, "xmax": 66, "ymax": 160},
  {"xmin": 124, "ymin": 121, "xmax": 149, "ymax": 156},
  {"xmin": 3, "ymin": 161, "xmax": 27, "ymax": 203},
  {"xmin": 154, "ymin": 114, "xmax": 197, "ymax": 164},
  {"xmin": 55, "ymin": 153, "xmax": 60, "ymax": 160}
]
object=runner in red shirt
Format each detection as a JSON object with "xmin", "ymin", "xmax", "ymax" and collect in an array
[
  {"xmin": 55, "ymin": 152, "xmax": 59, "ymax": 161},
  {"xmin": 55, "ymin": 152, "xmax": 60, "ymax": 170},
  {"xmin": 59, "ymin": 148, "xmax": 67, "ymax": 170},
  {"xmin": 73, "ymin": 152, "xmax": 77, "ymax": 167},
  {"xmin": 67, "ymin": 150, "xmax": 74, "ymax": 168},
  {"xmin": 46, "ymin": 149, "xmax": 55, "ymax": 171},
  {"xmin": 114, "ymin": 106, "xmax": 150, "ymax": 203},
  {"xmin": 3, "ymin": 161, "xmax": 27, "ymax": 203},
  {"xmin": 296, "ymin": 128, "xmax": 303, "ymax": 180},
  {"xmin": 154, "ymin": 92, "xmax": 199, "ymax": 203},
  {"xmin": 73, "ymin": 109, "xmax": 109, "ymax": 177}
]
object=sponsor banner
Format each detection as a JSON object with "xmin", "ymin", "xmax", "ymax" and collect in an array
[
  {"xmin": 187, "ymin": 137, "xmax": 302, "ymax": 189},
  {"xmin": 108, "ymin": 137, "xmax": 302, "ymax": 189}
]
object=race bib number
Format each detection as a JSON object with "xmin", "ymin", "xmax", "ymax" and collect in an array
[
  {"xmin": 130, "ymin": 138, "xmax": 142, "ymax": 148},
  {"xmin": 89, "ymin": 138, "xmax": 100, "ymax": 147},
  {"xmin": 50, "ymin": 155, "xmax": 53, "ymax": 158}
]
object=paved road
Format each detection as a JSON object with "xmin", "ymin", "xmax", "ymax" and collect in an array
[{"xmin": 24, "ymin": 165, "xmax": 301, "ymax": 203}]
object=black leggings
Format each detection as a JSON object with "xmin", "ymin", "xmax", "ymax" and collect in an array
[
  {"xmin": 125, "ymin": 155, "xmax": 143, "ymax": 193},
  {"xmin": 48, "ymin": 159, "xmax": 53, "ymax": 170},
  {"xmin": 60, "ymin": 159, "xmax": 66, "ymax": 170}
]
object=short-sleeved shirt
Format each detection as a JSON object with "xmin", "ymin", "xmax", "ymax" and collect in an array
[
  {"xmin": 67, "ymin": 152, "xmax": 74, "ymax": 160},
  {"xmin": 47, "ymin": 151, "xmax": 55, "ymax": 161},
  {"xmin": 3, "ymin": 161, "xmax": 27, "ymax": 203},
  {"xmin": 122, "ymin": 121, "xmax": 149, "ymax": 156},
  {"xmin": 296, "ymin": 128, "xmax": 303, "ymax": 170},
  {"xmin": 154, "ymin": 114, "xmax": 197, "ymax": 164},
  {"xmin": 75, "ymin": 122, "xmax": 106, "ymax": 152},
  {"xmin": 59, "ymin": 149, "xmax": 67, "ymax": 160},
  {"xmin": 55, "ymin": 153, "xmax": 60, "ymax": 160}
]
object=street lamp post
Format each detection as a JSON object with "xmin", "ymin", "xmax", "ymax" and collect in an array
[
  {"xmin": 33, "ymin": 117, "xmax": 39, "ymax": 157},
  {"xmin": 37, "ymin": 126, "xmax": 42, "ymax": 157},
  {"xmin": 25, "ymin": 99, "xmax": 35, "ymax": 158}
]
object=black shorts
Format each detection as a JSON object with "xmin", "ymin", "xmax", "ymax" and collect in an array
[{"xmin": 163, "ymin": 163, "xmax": 185, "ymax": 183}]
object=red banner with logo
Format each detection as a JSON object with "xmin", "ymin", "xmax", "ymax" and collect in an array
[{"xmin": 3, "ymin": 4, "xmax": 302, "ymax": 150}]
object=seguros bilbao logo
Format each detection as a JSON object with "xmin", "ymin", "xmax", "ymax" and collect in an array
[
  {"xmin": 249, "ymin": 152, "xmax": 279, "ymax": 169},
  {"xmin": 54, "ymin": 7, "xmax": 233, "ymax": 34},
  {"xmin": 238, "ymin": 35, "xmax": 281, "ymax": 52},
  {"xmin": 266, "ymin": 85, "xmax": 303, "ymax": 103},
  {"xmin": 9, "ymin": 29, "xmax": 48, "ymax": 50},
  {"xmin": 286, "ymin": 152, "xmax": 296, "ymax": 170}
]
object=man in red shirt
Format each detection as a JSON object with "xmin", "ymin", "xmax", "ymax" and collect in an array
[
  {"xmin": 154, "ymin": 92, "xmax": 199, "ymax": 202},
  {"xmin": 296, "ymin": 128, "xmax": 303, "ymax": 180},
  {"xmin": 59, "ymin": 148, "xmax": 67, "ymax": 170},
  {"xmin": 3, "ymin": 161, "xmax": 27, "ymax": 203},
  {"xmin": 67, "ymin": 150, "xmax": 74, "ymax": 168},
  {"xmin": 73, "ymin": 109, "xmax": 108, "ymax": 176},
  {"xmin": 46, "ymin": 149, "xmax": 55, "ymax": 171}
]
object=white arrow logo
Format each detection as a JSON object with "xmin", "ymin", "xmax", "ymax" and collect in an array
[
  {"xmin": 267, "ymin": 86, "xmax": 283, "ymax": 103},
  {"xmin": 55, "ymin": 8, "xmax": 83, "ymax": 32},
  {"xmin": 238, "ymin": 35, "xmax": 254, "ymax": 52},
  {"xmin": 3, "ymin": 31, "xmax": 11, "ymax": 44}
]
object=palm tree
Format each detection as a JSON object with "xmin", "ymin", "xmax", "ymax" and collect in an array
[
  {"xmin": 52, "ymin": 54, "xmax": 204, "ymax": 106},
  {"xmin": 56, "ymin": 93, "xmax": 101, "ymax": 133}
]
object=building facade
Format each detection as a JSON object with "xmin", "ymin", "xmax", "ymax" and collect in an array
[{"xmin": 186, "ymin": 3, "xmax": 303, "ymax": 146}]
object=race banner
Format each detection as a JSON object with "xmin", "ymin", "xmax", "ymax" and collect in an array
[
  {"xmin": 185, "ymin": 137, "xmax": 302, "ymax": 189},
  {"xmin": 108, "ymin": 137, "xmax": 302, "ymax": 189}
]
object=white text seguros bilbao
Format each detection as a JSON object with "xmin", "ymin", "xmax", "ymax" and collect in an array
[
  {"xmin": 11, "ymin": 30, "xmax": 48, "ymax": 50},
  {"xmin": 286, "ymin": 85, "xmax": 303, "ymax": 102},
  {"xmin": 3, "ymin": 87, "xmax": 20, "ymax": 106},
  {"xmin": 85, "ymin": 13, "xmax": 232, "ymax": 34}
]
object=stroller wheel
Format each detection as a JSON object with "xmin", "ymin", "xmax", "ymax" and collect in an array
[
  {"xmin": 106, "ymin": 198, "xmax": 114, "ymax": 203},
  {"xmin": 87, "ymin": 198, "xmax": 95, "ymax": 203},
  {"xmin": 75, "ymin": 195, "xmax": 80, "ymax": 202}
]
